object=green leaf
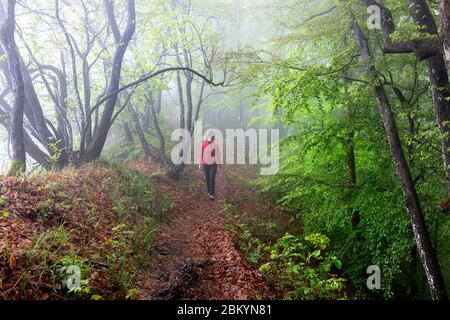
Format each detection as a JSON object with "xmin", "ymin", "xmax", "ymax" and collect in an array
[
  {"xmin": 311, "ymin": 250, "xmax": 321, "ymax": 258},
  {"xmin": 259, "ymin": 262, "xmax": 271, "ymax": 273},
  {"xmin": 334, "ymin": 259, "xmax": 342, "ymax": 270},
  {"xmin": 1, "ymin": 211, "xmax": 10, "ymax": 218}
]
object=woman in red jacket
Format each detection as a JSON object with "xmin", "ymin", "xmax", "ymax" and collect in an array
[{"xmin": 199, "ymin": 135, "xmax": 221, "ymax": 200}]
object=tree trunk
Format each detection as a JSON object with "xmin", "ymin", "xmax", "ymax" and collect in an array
[
  {"xmin": 349, "ymin": 13, "xmax": 448, "ymax": 300},
  {"xmin": 0, "ymin": 42, "xmax": 68, "ymax": 169},
  {"xmin": 440, "ymin": 0, "xmax": 450, "ymax": 74},
  {"xmin": 82, "ymin": 58, "xmax": 92, "ymax": 148},
  {"xmin": 128, "ymin": 102, "xmax": 160, "ymax": 162},
  {"xmin": 84, "ymin": 0, "xmax": 135, "ymax": 161},
  {"xmin": 27, "ymin": 60, "xmax": 70, "ymax": 168},
  {"xmin": 55, "ymin": 0, "xmax": 85, "ymax": 148},
  {"xmin": 360, "ymin": 0, "xmax": 450, "ymax": 194},
  {"xmin": 123, "ymin": 122, "xmax": 134, "ymax": 145},
  {"xmin": 176, "ymin": 70, "xmax": 185, "ymax": 129},
  {"xmin": 146, "ymin": 93, "xmax": 165, "ymax": 163},
  {"xmin": 0, "ymin": 0, "xmax": 26, "ymax": 175},
  {"xmin": 142, "ymin": 102, "xmax": 151, "ymax": 132},
  {"xmin": 156, "ymin": 89, "xmax": 162, "ymax": 114},
  {"xmin": 0, "ymin": 100, "xmax": 52, "ymax": 169},
  {"xmin": 185, "ymin": 75, "xmax": 194, "ymax": 132},
  {"xmin": 392, "ymin": 86, "xmax": 417, "ymax": 162},
  {"xmin": 129, "ymin": 104, "xmax": 151, "ymax": 161},
  {"xmin": 193, "ymin": 80, "xmax": 205, "ymax": 129},
  {"xmin": 407, "ymin": 0, "xmax": 450, "ymax": 193}
]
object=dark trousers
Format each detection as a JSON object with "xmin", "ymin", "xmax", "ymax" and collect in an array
[{"xmin": 203, "ymin": 164, "xmax": 217, "ymax": 196}]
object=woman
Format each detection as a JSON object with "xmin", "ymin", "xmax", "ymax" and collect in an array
[{"xmin": 199, "ymin": 134, "xmax": 221, "ymax": 200}]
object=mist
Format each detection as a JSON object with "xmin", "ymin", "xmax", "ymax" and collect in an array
[{"xmin": 1, "ymin": 0, "xmax": 449, "ymax": 302}]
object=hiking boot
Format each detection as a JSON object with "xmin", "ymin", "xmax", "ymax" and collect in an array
[{"xmin": 209, "ymin": 194, "xmax": 215, "ymax": 201}]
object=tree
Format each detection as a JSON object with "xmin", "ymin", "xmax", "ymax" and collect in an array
[
  {"xmin": 84, "ymin": 0, "xmax": 136, "ymax": 161},
  {"xmin": 440, "ymin": 0, "xmax": 450, "ymax": 74},
  {"xmin": 237, "ymin": 0, "xmax": 450, "ymax": 299},
  {"xmin": 0, "ymin": 0, "xmax": 26, "ymax": 175},
  {"xmin": 360, "ymin": 0, "xmax": 450, "ymax": 194},
  {"xmin": 348, "ymin": 10, "xmax": 447, "ymax": 300}
]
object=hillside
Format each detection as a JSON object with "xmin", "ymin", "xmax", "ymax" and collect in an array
[{"xmin": 1, "ymin": 161, "xmax": 315, "ymax": 300}]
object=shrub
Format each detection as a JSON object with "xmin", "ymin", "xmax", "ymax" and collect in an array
[{"xmin": 260, "ymin": 233, "xmax": 347, "ymax": 300}]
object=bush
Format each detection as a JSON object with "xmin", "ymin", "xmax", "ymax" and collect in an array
[{"xmin": 260, "ymin": 233, "xmax": 347, "ymax": 300}]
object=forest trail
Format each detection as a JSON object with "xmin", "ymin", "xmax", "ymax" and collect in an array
[{"xmin": 131, "ymin": 162, "xmax": 271, "ymax": 300}]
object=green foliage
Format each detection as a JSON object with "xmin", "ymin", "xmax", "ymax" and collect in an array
[
  {"xmin": 103, "ymin": 160, "xmax": 173, "ymax": 219},
  {"xmin": 93, "ymin": 161, "xmax": 173, "ymax": 296},
  {"xmin": 37, "ymin": 198, "xmax": 55, "ymax": 226},
  {"xmin": 257, "ymin": 121, "xmax": 425, "ymax": 298},
  {"xmin": 1, "ymin": 197, "xmax": 8, "ymax": 218},
  {"xmin": 125, "ymin": 288, "xmax": 140, "ymax": 300},
  {"xmin": 260, "ymin": 233, "xmax": 347, "ymax": 300},
  {"xmin": 29, "ymin": 225, "xmax": 70, "ymax": 265},
  {"xmin": 48, "ymin": 140, "xmax": 65, "ymax": 167},
  {"xmin": 2, "ymin": 0, "xmax": 449, "ymax": 301},
  {"xmin": 57, "ymin": 255, "xmax": 91, "ymax": 297},
  {"xmin": 5, "ymin": 162, "xmax": 175, "ymax": 299},
  {"xmin": 100, "ymin": 223, "xmax": 136, "ymax": 293},
  {"xmin": 25, "ymin": 226, "xmax": 94, "ymax": 297},
  {"xmin": 236, "ymin": 223, "xmax": 267, "ymax": 265},
  {"xmin": 97, "ymin": 219, "xmax": 153, "ymax": 297},
  {"xmin": 132, "ymin": 216, "xmax": 159, "ymax": 266},
  {"xmin": 252, "ymin": 21, "xmax": 450, "ymax": 298}
]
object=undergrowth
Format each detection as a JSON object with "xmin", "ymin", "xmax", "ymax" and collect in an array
[
  {"xmin": 0, "ymin": 160, "xmax": 173, "ymax": 299},
  {"xmin": 222, "ymin": 200, "xmax": 348, "ymax": 300}
]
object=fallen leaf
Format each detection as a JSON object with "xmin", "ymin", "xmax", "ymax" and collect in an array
[
  {"xmin": 9, "ymin": 253, "xmax": 16, "ymax": 271},
  {"xmin": 19, "ymin": 239, "xmax": 33, "ymax": 250}
]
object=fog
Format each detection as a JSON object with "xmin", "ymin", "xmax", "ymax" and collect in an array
[{"xmin": 0, "ymin": 0, "xmax": 335, "ymax": 172}]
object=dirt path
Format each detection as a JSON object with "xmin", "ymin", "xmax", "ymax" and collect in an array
[{"xmin": 133, "ymin": 163, "xmax": 270, "ymax": 300}]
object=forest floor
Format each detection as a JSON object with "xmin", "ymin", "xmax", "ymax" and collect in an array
[
  {"xmin": 0, "ymin": 161, "xmax": 301, "ymax": 300},
  {"xmin": 131, "ymin": 162, "xmax": 287, "ymax": 300},
  {"xmin": 131, "ymin": 161, "xmax": 304, "ymax": 300}
]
